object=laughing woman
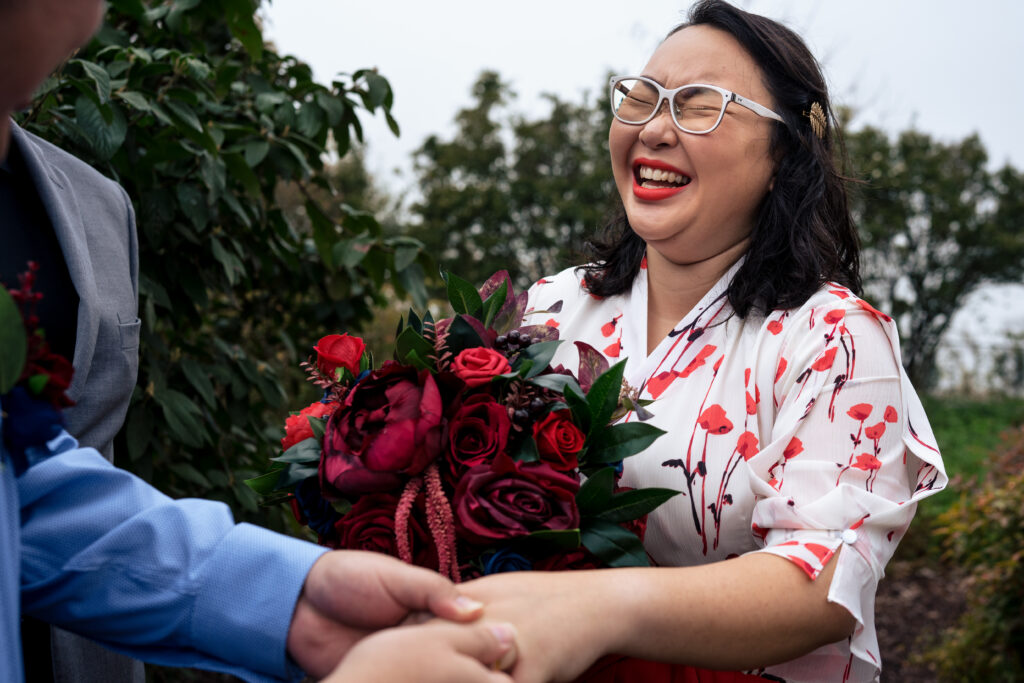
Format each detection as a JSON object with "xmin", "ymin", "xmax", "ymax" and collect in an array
[{"xmin": 461, "ymin": 1, "xmax": 946, "ymax": 681}]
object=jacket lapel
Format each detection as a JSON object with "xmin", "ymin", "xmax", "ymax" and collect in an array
[{"xmin": 11, "ymin": 123, "xmax": 99, "ymax": 403}]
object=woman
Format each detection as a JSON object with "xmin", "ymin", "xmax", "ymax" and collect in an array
[{"xmin": 461, "ymin": 2, "xmax": 946, "ymax": 681}]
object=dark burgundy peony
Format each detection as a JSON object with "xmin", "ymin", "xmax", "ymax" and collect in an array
[
  {"xmin": 333, "ymin": 492, "xmax": 438, "ymax": 569},
  {"xmin": 447, "ymin": 394, "xmax": 511, "ymax": 473},
  {"xmin": 454, "ymin": 454, "xmax": 580, "ymax": 545},
  {"xmin": 321, "ymin": 362, "xmax": 443, "ymax": 496}
]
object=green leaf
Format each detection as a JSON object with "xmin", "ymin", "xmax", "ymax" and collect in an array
[
  {"xmin": 74, "ymin": 96, "xmax": 127, "ymax": 161},
  {"xmin": 395, "ymin": 326, "xmax": 435, "ymax": 366},
  {"xmin": 117, "ymin": 90, "xmax": 151, "ymax": 112},
  {"xmin": 275, "ymin": 463, "xmax": 319, "ymax": 490},
  {"xmin": 125, "ymin": 405, "xmax": 153, "ymax": 462},
  {"xmin": 445, "ymin": 314, "xmax": 484, "ymax": 354},
  {"xmin": 527, "ymin": 372, "xmax": 580, "ymax": 395},
  {"xmin": 515, "ymin": 340, "xmax": 561, "ymax": 379},
  {"xmin": 307, "ymin": 414, "xmax": 327, "ymax": 443},
  {"xmin": 363, "ymin": 72, "xmax": 391, "ymax": 109},
  {"xmin": 394, "ymin": 243, "xmax": 420, "ymax": 272},
  {"xmin": 480, "ymin": 279, "xmax": 508, "ymax": 329},
  {"xmin": 584, "ymin": 422, "xmax": 667, "ymax": 465},
  {"xmin": 0, "ymin": 287, "xmax": 26, "ymax": 393},
  {"xmin": 575, "ymin": 466, "xmax": 616, "ymax": 516},
  {"xmin": 224, "ymin": 0, "xmax": 263, "ymax": 60},
  {"xmin": 154, "ymin": 388, "xmax": 206, "ymax": 448},
  {"xmin": 27, "ymin": 374, "xmax": 48, "ymax": 395},
  {"xmin": 595, "ymin": 488, "xmax": 680, "ymax": 524},
  {"xmin": 175, "ymin": 183, "xmax": 209, "ymax": 231},
  {"xmin": 445, "ymin": 272, "xmax": 483, "ymax": 316},
  {"xmin": 180, "ymin": 356, "xmax": 217, "ymax": 408},
  {"xmin": 271, "ymin": 437, "xmax": 321, "ymax": 464},
  {"xmin": 586, "ymin": 361, "xmax": 626, "ymax": 437},
  {"xmin": 164, "ymin": 98, "xmax": 204, "ymax": 134},
  {"xmin": 169, "ymin": 462, "xmax": 212, "ymax": 488},
  {"xmin": 72, "ymin": 59, "xmax": 111, "ymax": 103},
  {"xmin": 581, "ymin": 518, "xmax": 650, "ymax": 568},
  {"xmin": 334, "ymin": 234, "xmax": 375, "ymax": 269},
  {"xmin": 509, "ymin": 435, "xmax": 539, "ymax": 463},
  {"xmin": 244, "ymin": 465, "xmax": 286, "ymax": 495},
  {"xmin": 524, "ymin": 528, "xmax": 581, "ymax": 550},
  {"xmin": 243, "ymin": 139, "xmax": 270, "ymax": 166},
  {"xmin": 563, "ymin": 380, "xmax": 591, "ymax": 435}
]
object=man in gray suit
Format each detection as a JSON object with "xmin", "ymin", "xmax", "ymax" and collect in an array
[{"xmin": 1, "ymin": 0, "xmax": 143, "ymax": 677}]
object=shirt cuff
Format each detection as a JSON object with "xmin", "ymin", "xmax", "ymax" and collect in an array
[{"xmin": 190, "ymin": 523, "xmax": 328, "ymax": 680}]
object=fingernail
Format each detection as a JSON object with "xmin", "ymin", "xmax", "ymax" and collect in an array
[
  {"xmin": 489, "ymin": 622, "xmax": 516, "ymax": 648},
  {"xmin": 455, "ymin": 596, "xmax": 484, "ymax": 612},
  {"xmin": 491, "ymin": 623, "xmax": 518, "ymax": 670}
]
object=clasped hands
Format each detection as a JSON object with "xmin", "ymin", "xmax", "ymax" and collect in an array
[{"xmin": 285, "ymin": 551, "xmax": 519, "ymax": 682}]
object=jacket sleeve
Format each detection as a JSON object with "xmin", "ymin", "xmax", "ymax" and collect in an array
[{"xmin": 18, "ymin": 431, "xmax": 328, "ymax": 682}]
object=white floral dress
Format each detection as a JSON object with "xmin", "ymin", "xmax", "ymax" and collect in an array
[{"xmin": 523, "ymin": 259, "xmax": 947, "ymax": 683}]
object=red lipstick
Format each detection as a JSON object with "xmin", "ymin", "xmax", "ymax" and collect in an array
[{"xmin": 632, "ymin": 158, "xmax": 691, "ymax": 201}]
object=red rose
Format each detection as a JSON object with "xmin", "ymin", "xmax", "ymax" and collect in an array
[
  {"xmin": 453, "ymin": 454, "xmax": 580, "ymax": 545},
  {"xmin": 451, "ymin": 347, "xmax": 511, "ymax": 388},
  {"xmin": 532, "ymin": 409, "xmax": 585, "ymax": 471},
  {"xmin": 332, "ymin": 492, "xmax": 438, "ymax": 568},
  {"xmin": 281, "ymin": 400, "xmax": 338, "ymax": 451},
  {"xmin": 321, "ymin": 363, "xmax": 443, "ymax": 496},
  {"xmin": 448, "ymin": 394, "xmax": 511, "ymax": 473},
  {"xmin": 314, "ymin": 333, "xmax": 366, "ymax": 378}
]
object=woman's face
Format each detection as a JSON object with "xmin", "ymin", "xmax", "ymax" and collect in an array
[{"xmin": 609, "ymin": 25, "xmax": 778, "ymax": 268}]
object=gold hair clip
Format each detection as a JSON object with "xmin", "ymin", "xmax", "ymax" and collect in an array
[{"xmin": 804, "ymin": 102, "xmax": 826, "ymax": 139}]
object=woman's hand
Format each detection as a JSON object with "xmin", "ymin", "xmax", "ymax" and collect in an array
[{"xmin": 459, "ymin": 570, "xmax": 623, "ymax": 683}]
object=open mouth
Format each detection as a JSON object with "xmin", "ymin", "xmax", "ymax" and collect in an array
[{"xmin": 635, "ymin": 164, "xmax": 692, "ymax": 189}]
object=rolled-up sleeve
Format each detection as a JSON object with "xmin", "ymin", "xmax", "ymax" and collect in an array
[
  {"xmin": 743, "ymin": 297, "xmax": 946, "ymax": 680},
  {"xmin": 18, "ymin": 432, "xmax": 327, "ymax": 682}
]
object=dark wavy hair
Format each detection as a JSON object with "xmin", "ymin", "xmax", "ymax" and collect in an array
[{"xmin": 582, "ymin": 0, "xmax": 861, "ymax": 316}]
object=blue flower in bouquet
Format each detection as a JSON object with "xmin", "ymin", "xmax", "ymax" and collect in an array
[
  {"xmin": 292, "ymin": 477, "xmax": 340, "ymax": 540},
  {"xmin": 483, "ymin": 548, "xmax": 533, "ymax": 575},
  {"xmin": 1, "ymin": 387, "xmax": 66, "ymax": 474}
]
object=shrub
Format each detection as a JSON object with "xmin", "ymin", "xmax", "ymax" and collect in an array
[{"xmin": 928, "ymin": 425, "xmax": 1024, "ymax": 680}]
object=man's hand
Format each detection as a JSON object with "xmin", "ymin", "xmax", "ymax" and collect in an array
[
  {"xmin": 285, "ymin": 551, "xmax": 486, "ymax": 677},
  {"xmin": 323, "ymin": 620, "xmax": 517, "ymax": 683}
]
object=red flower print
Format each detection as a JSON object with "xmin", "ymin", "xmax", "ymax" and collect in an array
[
  {"xmin": 679, "ymin": 344, "xmax": 717, "ymax": 379},
  {"xmin": 601, "ymin": 314, "xmax": 622, "ymax": 337},
  {"xmin": 824, "ymin": 309, "xmax": 845, "ymax": 324},
  {"xmin": 865, "ymin": 422, "xmax": 886, "ymax": 440},
  {"xmin": 647, "ymin": 371, "xmax": 676, "ymax": 400},
  {"xmin": 804, "ymin": 542, "xmax": 836, "ymax": 564},
  {"xmin": 829, "ymin": 288, "xmax": 851, "ymax": 299},
  {"xmin": 751, "ymin": 523, "xmax": 769, "ymax": 542},
  {"xmin": 698, "ymin": 404, "xmax": 733, "ymax": 435},
  {"xmin": 884, "ymin": 405, "xmax": 898, "ymax": 423},
  {"xmin": 855, "ymin": 298, "xmax": 892, "ymax": 322},
  {"xmin": 775, "ymin": 357, "xmax": 788, "ymax": 383},
  {"xmin": 745, "ymin": 391, "xmax": 756, "ymax": 415},
  {"xmin": 811, "ymin": 347, "xmax": 838, "ymax": 372},
  {"xmin": 767, "ymin": 320, "xmax": 783, "ymax": 335},
  {"xmin": 847, "ymin": 403, "xmax": 872, "ymax": 421},
  {"xmin": 737, "ymin": 431, "xmax": 759, "ymax": 460},
  {"xmin": 853, "ymin": 453, "xmax": 881, "ymax": 470},
  {"xmin": 545, "ymin": 318, "xmax": 560, "ymax": 328},
  {"xmin": 535, "ymin": 278, "xmax": 552, "ymax": 285},
  {"xmin": 783, "ymin": 437, "xmax": 803, "ymax": 460},
  {"xmin": 640, "ymin": 254, "xmax": 648, "ymax": 269},
  {"xmin": 604, "ymin": 339, "xmax": 621, "ymax": 357},
  {"xmin": 787, "ymin": 555, "xmax": 819, "ymax": 580}
]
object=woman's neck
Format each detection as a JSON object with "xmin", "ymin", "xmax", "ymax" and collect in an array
[{"xmin": 644, "ymin": 242, "xmax": 747, "ymax": 355}]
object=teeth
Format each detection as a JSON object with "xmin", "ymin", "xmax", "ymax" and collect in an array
[{"xmin": 637, "ymin": 165, "xmax": 689, "ymax": 185}]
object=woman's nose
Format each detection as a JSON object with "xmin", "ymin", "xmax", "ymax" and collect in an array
[{"xmin": 638, "ymin": 101, "xmax": 679, "ymax": 148}]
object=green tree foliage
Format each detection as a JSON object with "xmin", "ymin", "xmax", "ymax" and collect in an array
[
  {"xmin": 409, "ymin": 71, "xmax": 617, "ymax": 290},
  {"xmin": 846, "ymin": 127, "xmax": 1024, "ymax": 390},
  {"xmin": 17, "ymin": 0, "xmax": 429, "ymax": 527}
]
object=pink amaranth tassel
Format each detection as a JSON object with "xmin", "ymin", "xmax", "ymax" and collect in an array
[
  {"xmin": 424, "ymin": 462, "xmax": 461, "ymax": 583},
  {"xmin": 395, "ymin": 476, "xmax": 424, "ymax": 564}
]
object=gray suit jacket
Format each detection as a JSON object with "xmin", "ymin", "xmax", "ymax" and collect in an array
[{"xmin": 11, "ymin": 123, "xmax": 144, "ymax": 683}]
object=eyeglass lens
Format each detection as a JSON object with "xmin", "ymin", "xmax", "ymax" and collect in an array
[{"xmin": 612, "ymin": 78, "xmax": 724, "ymax": 133}]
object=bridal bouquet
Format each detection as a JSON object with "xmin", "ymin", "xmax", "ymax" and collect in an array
[{"xmin": 248, "ymin": 271, "xmax": 677, "ymax": 579}]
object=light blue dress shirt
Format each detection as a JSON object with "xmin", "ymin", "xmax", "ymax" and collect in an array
[{"xmin": 1, "ymin": 416, "xmax": 328, "ymax": 682}]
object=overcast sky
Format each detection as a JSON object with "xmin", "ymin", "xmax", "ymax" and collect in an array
[
  {"xmin": 262, "ymin": 0, "xmax": 1024, "ymax": 357},
  {"xmin": 263, "ymin": 0, "xmax": 1024, "ymax": 185}
]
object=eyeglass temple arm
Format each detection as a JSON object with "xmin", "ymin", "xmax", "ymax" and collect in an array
[{"xmin": 730, "ymin": 92, "xmax": 784, "ymax": 122}]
